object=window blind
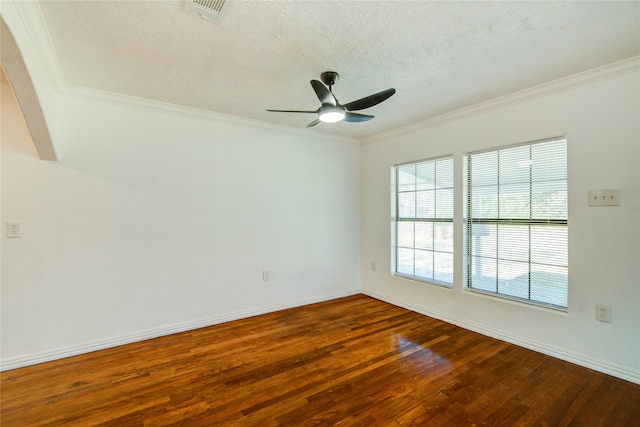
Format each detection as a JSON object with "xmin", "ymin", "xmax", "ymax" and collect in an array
[
  {"xmin": 466, "ymin": 138, "xmax": 568, "ymax": 308},
  {"xmin": 395, "ymin": 156, "xmax": 454, "ymax": 285}
]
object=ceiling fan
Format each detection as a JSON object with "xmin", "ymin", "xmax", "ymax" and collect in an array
[{"xmin": 267, "ymin": 71, "xmax": 396, "ymax": 127}]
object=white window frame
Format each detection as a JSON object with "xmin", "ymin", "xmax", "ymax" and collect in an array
[
  {"xmin": 464, "ymin": 137, "xmax": 568, "ymax": 310},
  {"xmin": 392, "ymin": 155, "xmax": 454, "ymax": 287}
]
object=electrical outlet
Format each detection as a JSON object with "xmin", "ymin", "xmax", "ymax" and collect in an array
[
  {"xmin": 7, "ymin": 222, "xmax": 22, "ymax": 238},
  {"xmin": 262, "ymin": 270, "xmax": 271, "ymax": 281},
  {"xmin": 370, "ymin": 262, "xmax": 377, "ymax": 271},
  {"xmin": 596, "ymin": 304, "xmax": 612, "ymax": 322}
]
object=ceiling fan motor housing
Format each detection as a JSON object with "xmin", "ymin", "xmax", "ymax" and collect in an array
[{"xmin": 321, "ymin": 71, "xmax": 339, "ymax": 87}]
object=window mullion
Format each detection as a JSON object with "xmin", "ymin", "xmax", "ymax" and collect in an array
[
  {"xmin": 496, "ymin": 151, "xmax": 500, "ymax": 294},
  {"xmin": 528, "ymin": 145, "xmax": 532, "ymax": 300},
  {"xmin": 413, "ymin": 167, "xmax": 417, "ymax": 277}
]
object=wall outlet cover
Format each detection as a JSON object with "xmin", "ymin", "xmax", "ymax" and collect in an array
[
  {"xmin": 596, "ymin": 303, "xmax": 612, "ymax": 322},
  {"xmin": 7, "ymin": 222, "xmax": 22, "ymax": 238}
]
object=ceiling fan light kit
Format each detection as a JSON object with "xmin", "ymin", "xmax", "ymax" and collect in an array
[
  {"xmin": 318, "ymin": 105, "xmax": 346, "ymax": 123},
  {"xmin": 267, "ymin": 71, "xmax": 395, "ymax": 127}
]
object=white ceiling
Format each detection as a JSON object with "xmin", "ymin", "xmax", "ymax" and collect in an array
[{"xmin": 37, "ymin": 0, "xmax": 640, "ymax": 139}]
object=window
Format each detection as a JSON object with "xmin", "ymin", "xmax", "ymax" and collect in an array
[
  {"xmin": 466, "ymin": 137, "xmax": 568, "ymax": 308},
  {"xmin": 394, "ymin": 156, "xmax": 454, "ymax": 285}
]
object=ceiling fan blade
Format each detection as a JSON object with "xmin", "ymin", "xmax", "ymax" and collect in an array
[
  {"xmin": 343, "ymin": 88, "xmax": 396, "ymax": 111},
  {"xmin": 306, "ymin": 118, "xmax": 321, "ymax": 127},
  {"xmin": 266, "ymin": 109, "xmax": 317, "ymax": 113},
  {"xmin": 344, "ymin": 112, "xmax": 374, "ymax": 122},
  {"xmin": 310, "ymin": 80, "xmax": 336, "ymax": 106}
]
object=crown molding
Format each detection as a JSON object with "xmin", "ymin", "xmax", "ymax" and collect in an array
[
  {"xmin": 60, "ymin": 84, "xmax": 360, "ymax": 145},
  {"xmin": 13, "ymin": 0, "xmax": 638, "ymax": 147},
  {"xmin": 11, "ymin": 0, "xmax": 65, "ymax": 92},
  {"xmin": 12, "ymin": 1, "xmax": 357, "ymax": 145},
  {"xmin": 363, "ymin": 56, "xmax": 640, "ymax": 145}
]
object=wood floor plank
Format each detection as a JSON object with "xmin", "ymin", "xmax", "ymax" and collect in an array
[{"xmin": 1, "ymin": 295, "xmax": 639, "ymax": 426}]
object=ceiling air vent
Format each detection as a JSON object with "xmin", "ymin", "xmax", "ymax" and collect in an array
[{"xmin": 187, "ymin": 0, "xmax": 226, "ymax": 20}]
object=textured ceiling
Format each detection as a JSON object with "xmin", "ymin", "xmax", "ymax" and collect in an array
[{"xmin": 38, "ymin": 0, "xmax": 640, "ymax": 139}]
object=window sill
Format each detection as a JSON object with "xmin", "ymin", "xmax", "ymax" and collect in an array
[
  {"xmin": 465, "ymin": 288, "xmax": 569, "ymax": 313},
  {"xmin": 393, "ymin": 273, "xmax": 453, "ymax": 289}
]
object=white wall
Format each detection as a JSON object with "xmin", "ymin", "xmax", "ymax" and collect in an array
[
  {"xmin": 360, "ymin": 67, "xmax": 640, "ymax": 383},
  {"xmin": 1, "ymin": 79, "xmax": 361, "ymax": 367}
]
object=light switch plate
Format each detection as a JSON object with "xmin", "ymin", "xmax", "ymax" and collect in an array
[{"xmin": 588, "ymin": 189, "xmax": 620, "ymax": 206}]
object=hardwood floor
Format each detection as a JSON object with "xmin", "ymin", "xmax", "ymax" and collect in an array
[{"xmin": 1, "ymin": 295, "xmax": 639, "ymax": 426}]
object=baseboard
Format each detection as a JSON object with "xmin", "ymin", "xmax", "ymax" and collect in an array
[
  {"xmin": 362, "ymin": 289, "xmax": 640, "ymax": 385},
  {"xmin": 0, "ymin": 288, "xmax": 359, "ymax": 372}
]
